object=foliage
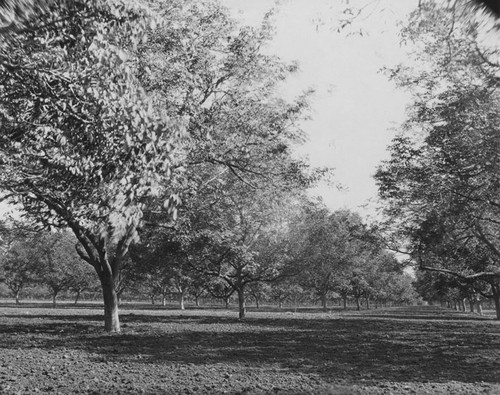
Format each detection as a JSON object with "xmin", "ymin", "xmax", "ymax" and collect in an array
[
  {"xmin": 129, "ymin": 0, "xmax": 325, "ymax": 319},
  {"xmin": 139, "ymin": 0, "xmax": 314, "ymax": 186},
  {"xmin": 376, "ymin": 1, "xmax": 500, "ymax": 317},
  {"xmin": 0, "ymin": 233, "xmax": 38, "ymax": 303},
  {"xmin": 0, "ymin": 1, "xmax": 177, "ymax": 233},
  {"xmin": 0, "ymin": 0, "xmax": 183, "ymax": 331},
  {"xmin": 34, "ymin": 230, "xmax": 97, "ymax": 306},
  {"xmin": 204, "ymin": 276, "xmax": 234, "ymax": 307},
  {"xmin": 293, "ymin": 205, "xmax": 373, "ymax": 309},
  {"xmin": 269, "ymin": 279, "xmax": 303, "ymax": 308},
  {"xmin": 0, "ymin": 0, "xmax": 425, "ymax": 327},
  {"xmin": 180, "ymin": 179, "xmax": 303, "ymax": 318},
  {"xmin": 246, "ymin": 281, "xmax": 271, "ymax": 308},
  {"xmin": 129, "ymin": 236, "xmax": 191, "ymax": 308}
]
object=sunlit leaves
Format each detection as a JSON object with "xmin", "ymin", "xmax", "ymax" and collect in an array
[
  {"xmin": 0, "ymin": 0, "xmax": 181, "ymax": 244},
  {"xmin": 377, "ymin": 3, "xmax": 500, "ymax": 286}
]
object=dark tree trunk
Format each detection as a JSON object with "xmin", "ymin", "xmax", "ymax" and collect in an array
[
  {"xmin": 15, "ymin": 289, "xmax": 20, "ymax": 305},
  {"xmin": 255, "ymin": 296, "xmax": 260, "ymax": 309},
  {"xmin": 365, "ymin": 297, "xmax": 370, "ymax": 310},
  {"xmin": 493, "ymin": 291, "xmax": 500, "ymax": 320},
  {"xmin": 74, "ymin": 290, "xmax": 81, "ymax": 305},
  {"xmin": 52, "ymin": 293, "xmax": 57, "ymax": 308},
  {"xmin": 100, "ymin": 271, "xmax": 120, "ymax": 333},
  {"xmin": 178, "ymin": 291, "xmax": 185, "ymax": 310},
  {"xmin": 342, "ymin": 296, "xmax": 347, "ymax": 310},
  {"xmin": 321, "ymin": 294, "xmax": 328, "ymax": 311},
  {"xmin": 355, "ymin": 297, "xmax": 361, "ymax": 311}
]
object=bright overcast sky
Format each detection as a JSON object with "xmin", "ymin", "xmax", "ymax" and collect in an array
[{"xmin": 220, "ymin": 0, "xmax": 420, "ymax": 220}]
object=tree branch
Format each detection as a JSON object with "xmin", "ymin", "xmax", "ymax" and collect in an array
[{"xmin": 420, "ymin": 265, "xmax": 500, "ymax": 280}]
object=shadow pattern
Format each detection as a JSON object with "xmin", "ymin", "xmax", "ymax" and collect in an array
[{"xmin": 0, "ymin": 306, "xmax": 499, "ymax": 385}]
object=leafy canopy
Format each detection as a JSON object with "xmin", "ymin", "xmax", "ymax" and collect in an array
[{"xmin": 0, "ymin": 0, "xmax": 183, "ymax": 247}]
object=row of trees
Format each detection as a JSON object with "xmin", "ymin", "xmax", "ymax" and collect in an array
[
  {"xmin": 0, "ymin": 204, "xmax": 417, "ymax": 314},
  {"xmin": 376, "ymin": 2, "xmax": 500, "ymax": 319},
  {"xmin": 0, "ymin": 228, "xmax": 97, "ymax": 305},
  {"xmin": 415, "ymin": 270, "xmax": 486, "ymax": 314},
  {"xmin": 1, "ymin": 0, "xmax": 493, "ymax": 331},
  {"xmin": 0, "ymin": 0, "xmax": 321, "ymax": 331},
  {"xmin": 0, "ymin": 0, "xmax": 418, "ymax": 331}
]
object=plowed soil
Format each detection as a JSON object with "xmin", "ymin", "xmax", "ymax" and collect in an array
[{"xmin": 0, "ymin": 304, "xmax": 499, "ymax": 394}]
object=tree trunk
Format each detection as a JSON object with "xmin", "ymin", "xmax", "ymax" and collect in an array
[
  {"xmin": 342, "ymin": 296, "xmax": 347, "ymax": 310},
  {"xmin": 237, "ymin": 287, "xmax": 246, "ymax": 319},
  {"xmin": 493, "ymin": 290, "xmax": 500, "ymax": 320},
  {"xmin": 460, "ymin": 299, "xmax": 466, "ymax": 312},
  {"xmin": 477, "ymin": 300, "xmax": 483, "ymax": 316},
  {"xmin": 365, "ymin": 297, "xmax": 370, "ymax": 310},
  {"xmin": 100, "ymin": 272, "xmax": 120, "ymax": 333},
  {"xmin": 15, "ymin": 289, "xmax": 20, "ymax": 305},
  {"xmin": 321, "ymin": 294, "xmax": 328, "ymax": 311},
  {"xmin": 355, "ymin": 297, "xmax": 360, "ymax": 311},
  {"xmin": 162, "ymin": 293, "xmax": 166, "ymax": 307},
  {"xmin": 74, "ymin": 290, "xmax": 81, "ymax": 305},
  {"xmin": 195, "ymin": 296, "xmax": 200, "ymax": 307},
  {"xmin": 255, "ymin": 296, "xmax": 260, "ymax": 309},
  {"xmin": 178, "ymin": 292, "xmax": 185, "ymax": 310},
  {"xmin": 469, "ymin": 299, "xmax": 474, "ymax": 313},
  {"xmin": 52, "ymin": 293, "xmax": 57, "ymax": 308},
  {"xmin": 224, "ymin": 297, "xmax": 230, "ymax": 309}
]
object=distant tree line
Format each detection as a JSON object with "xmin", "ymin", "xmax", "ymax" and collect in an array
[
  {"xmin": 0, "ymin": 204, "xmax": 418, "ymax": 312},
  {"xmin": 2, "ymin": 0, "xmax": 495, "ymax": 331},
  {"xmin": 0, "ymin": 0, "xmax": 421, "ymax": 331}
]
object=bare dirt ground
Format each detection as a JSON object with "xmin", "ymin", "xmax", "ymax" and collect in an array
[{"xmin": 0, "ymin": 304, "xmax": 499, "ymax": 394}]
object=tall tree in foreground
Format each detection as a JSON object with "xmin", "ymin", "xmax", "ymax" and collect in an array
[
  {"xmin": 376, "ymin": 2, "xmax": 500, "ymax": 318},
  {"xmin": 0, "ymin": 1, "xmax": 180, "ymax": 331}
]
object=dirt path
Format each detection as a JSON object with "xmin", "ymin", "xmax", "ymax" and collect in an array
[{"xmin": 0, "ymin": 305, "xmax": 499, "ymax": 394}]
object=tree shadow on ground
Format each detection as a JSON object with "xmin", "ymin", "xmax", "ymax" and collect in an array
[
  {"xmin": 1, "ymin": 306, "xmax": 499, "ymax": 385},
  {"xmin": 354, "ymin": 313, "xmax": 492, "ymax": 321}
]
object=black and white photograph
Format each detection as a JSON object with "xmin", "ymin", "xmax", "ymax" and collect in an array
[{"xmin": 0, "ymin": 0, "xmax": 500, "ymax": 393}]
